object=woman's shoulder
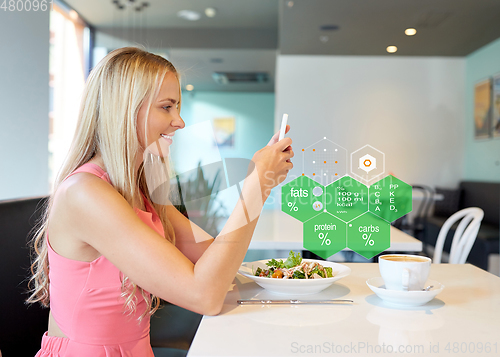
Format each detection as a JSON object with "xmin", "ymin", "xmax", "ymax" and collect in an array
[
  {"xmin": 55, "ymin": 168, "xmax": 121, "ymax": 214},
  {"xmin": 49, "ymin": 163, "xmax": 143, "ymax": 258},
  {"xmin": 56, "ymin": 161, "xmax": 111, "ymax": 199},
  {"xmin": 48, "ymin": 166, "xmax": 124, "ymax": 261},
  {"xmin": 66, "ymin": 162, "xmax": 111, "ymax": 183}
]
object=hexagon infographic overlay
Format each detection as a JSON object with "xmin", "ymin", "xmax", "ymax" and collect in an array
[
  {"xmin": 369, "ymin": 175, "xmax": 412, "ymax": 223},
  {"xmin": 303, "ymin": 213, "xmax": 347, "ymax": 259},
  {"xmin": 281, "ymin": 176, "xmax": 325, "ymax": 222},
  {"xmin": 347, "ymin": 212, "xmax": 390, "ymax": 259},
  {"xmin": 281, "ymin": 139, "xmax": 412, "ymax": 260},
  {"xmin": 325, "ymin": 176, "xmax": 368, "ymax": 222}
]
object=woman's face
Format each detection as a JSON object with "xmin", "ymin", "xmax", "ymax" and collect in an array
[{"xmin": 137, "ymin": 71, "xmax": 185, "ymax": 158}]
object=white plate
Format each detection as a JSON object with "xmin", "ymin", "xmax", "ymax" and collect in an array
[
  {"xmin": 238, "ymin": 259, "xmax": 351, "ymax": 296},
  {"xmin": 366, "ymin": 277, "xmax": 444, "ymax": 307}
]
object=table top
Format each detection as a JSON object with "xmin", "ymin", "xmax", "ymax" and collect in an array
[
  {"xmin": 250, "ymin": 210, "xmax": 422, "ymax": 252},
  {"xmin": 187, "ymin": 263, "xmax": 500, "ymax": 357}
]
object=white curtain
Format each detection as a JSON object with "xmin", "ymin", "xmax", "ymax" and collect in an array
[{"xmin": 48, "ymin": 4, "xmax": 86, "ymax": 188}]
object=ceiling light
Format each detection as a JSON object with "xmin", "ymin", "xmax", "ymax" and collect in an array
[
  {"xmin": 185, "ymin": 84, "xmax": 194, "ymax": 91},
  {"xmin": 212, "ymin": 72, "xmax": 269, "ymax": 84},
  {"xmin": 205, "ymin": 7, "xmax": 216, "ymax": 17},
  {"xmin": 69, "ymin": 10, "xmax": 79, "ymax": 20},
  {"xmin": 287, "ymin": 1, "xmax": 294, "ymax": 7},
  {"xmin": 386, "ymin": 46, "xmax": 398, "ymax": 53},
  {"xmin": 154, "ymin": 52, "xmax": 169, "ymax": 60},
  {"xmin": 177, "ymin": 10, "xmax": 201, "ymax": 21},
  {"xmin": 405, "ymin": 28, "xmax": 417, "ymax": 36}
]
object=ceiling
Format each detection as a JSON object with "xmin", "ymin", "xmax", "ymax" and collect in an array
[{"xmin": 63, "ymin": 0, "xmax": 500, "ymax": 92}]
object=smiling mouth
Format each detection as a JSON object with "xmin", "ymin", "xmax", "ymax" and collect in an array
[{"xmin": 160, "ymin": 134, "xmax": 173, "ymax": 141}]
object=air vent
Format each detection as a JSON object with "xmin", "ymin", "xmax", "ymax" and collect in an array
[
  {"xmin": 414, "ymin": 10, "xmax": 452, "ymax": 28},
  {"xmin": 212, "ymin": 72, "xmax": 269, "ymax": 84},
  {"xmin": 319, "ymin": 24, "xmax": 340, "ymax": 31}
]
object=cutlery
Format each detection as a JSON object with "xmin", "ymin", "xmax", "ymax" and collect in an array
[
  {"xmin": 422, "ymin": 285, "xmax": 434, "ymax": 291},
  {"xmin": 237, "ymin": 299, "xmax": 353, "ymax": 305}
]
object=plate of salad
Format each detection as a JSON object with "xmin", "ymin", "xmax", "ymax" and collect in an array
[{"xmin": 238, "ymin": 251, "xmax": 351, "ymax": 295}]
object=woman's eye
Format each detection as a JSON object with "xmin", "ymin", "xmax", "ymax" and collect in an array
[{"xmin": 163, "ymin": 106, "xmax": 172, "ymax": 111}]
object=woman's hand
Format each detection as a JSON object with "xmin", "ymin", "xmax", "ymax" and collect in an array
[
  {"xmin": 267, "ymin": 124, "xmax": 290, "ymax": 146},
  {"xmin": 251, "ymin": 125, "xmax": 293, "ymax": 199}
]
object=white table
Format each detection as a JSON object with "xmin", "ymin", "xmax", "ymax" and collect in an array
[
  {"xmin": 187, "ymin": 263, "xmax": 500, "ymax": 357},
  {"xmin": 250, "ymin": 210, "xmax": 422, "ymax": 252}
]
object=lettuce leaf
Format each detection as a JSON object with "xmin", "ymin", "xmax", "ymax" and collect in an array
[
  {"xmin": 266, "ymin": 258, "xmax": 285, "ymax": 269},
  {"xmin": 292, "ymin": 270, "xmax": 305, "ymax": 279},
  {"xmin": 284, "ymin": 250, "xmax": 302, "ymax": 269},
  {"xmin": 310, "ymin": 267, "xmax": 324, "ymax": 278}
]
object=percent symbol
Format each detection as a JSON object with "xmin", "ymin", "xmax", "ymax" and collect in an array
[
  {"xmin": 318, "ymin": 233, "xmax": 331, "ymax": 246},
  {"xmin": 362, "ymin": 233, "xmax": 375, "ymax": 246},
  {"xmin": 287, "ymin": 202, "xmax": 298, "ymax": 212}
]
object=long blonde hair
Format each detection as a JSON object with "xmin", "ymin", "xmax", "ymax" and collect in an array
[{"xmin": 26, "ymin": 47, "xmax": 179, "ymax": 320}]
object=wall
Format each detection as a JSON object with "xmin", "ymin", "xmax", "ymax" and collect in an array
[
  {"xmin": 171, "ymin": 91, "xmax": 275, "ymax": 213},
  {"xmin": 275, "ymin": 56, "xmax": 466, "ymax": 196},
  {"xmin": 0, "ymin": 11, "xmax": 50, "ymax": 200},
  {"xmin": 464, "ymin": 37, "xmax": 500, "ymax": 182}
]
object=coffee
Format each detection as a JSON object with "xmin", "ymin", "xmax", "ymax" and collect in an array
[
  {"xmin": 379, "ymin": 254, "xmax": 431, "ymax": 291},
  {"xmin": 381, "ymin": 255, "xmax": 428, "ymax": 263}
]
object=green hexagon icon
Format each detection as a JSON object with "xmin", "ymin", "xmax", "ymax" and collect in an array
[
  {"xmin": 303, "ymin": 212, "xmax": 346, "ymax": 260},
  {"xmin": 281, "ymin": 176, "xmax": 325, "ymax": 222},
  {"xmin": 347, "ymin": 212, "xmax": 390, "ymax": 259},
  {"xmin": 325, "ymin": 176, "xmax": 369, "ymax": 222},
  {"xmin": 369, "ymin": 175, "xmax": 412, "ymax": 222}
]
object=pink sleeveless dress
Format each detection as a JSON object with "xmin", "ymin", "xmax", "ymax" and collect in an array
[{"xmin": 35, "ymin": 163, "xmax": 164, "ymax": 356}]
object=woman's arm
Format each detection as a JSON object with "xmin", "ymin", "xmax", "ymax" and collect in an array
[
  {"xmin": 169, "ymin": 125, "xmax": 292, "ymax": 265},
  {"xmin": 166, "ymin": 205, "xmax": 214, "ymax": 264},
  {"xmin": 52, "ymin": 136, "xmax": 293, "ymax": 316}
]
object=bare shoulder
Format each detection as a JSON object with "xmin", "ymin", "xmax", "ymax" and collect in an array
[
  {"xmin": 49, "ymin": 172, "xmax": 138, "ymax": 260},
  {"xmin": 56, "ymin": 172, "xmax": 123, "ymax": 211},
  {"xmin": 52, "ymin": 172, "xmax": 123, "ymax": 223}
]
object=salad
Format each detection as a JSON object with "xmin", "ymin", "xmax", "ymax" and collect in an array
[{"xmin": 253, "ymin": 251, "xmax": 335, "ymax": 279}]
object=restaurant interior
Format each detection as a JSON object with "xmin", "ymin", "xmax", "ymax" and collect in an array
[{"xmin": 1, "ymin": 0, "xmax": 500, "ymax": 356}]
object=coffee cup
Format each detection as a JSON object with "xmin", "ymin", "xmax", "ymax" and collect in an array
[{"xmin": 378, "ymin": 254, "xmax": 431, "ymax": 291}]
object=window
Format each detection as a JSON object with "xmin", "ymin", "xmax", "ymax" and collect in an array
[{"xmin": 48, "ymin": 2, "xmax": 91, "ymax": 188}]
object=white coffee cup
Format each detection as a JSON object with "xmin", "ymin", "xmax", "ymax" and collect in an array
[{"xmin": 378, "ymin": 254, "xmax": 431, "ymax": 291}]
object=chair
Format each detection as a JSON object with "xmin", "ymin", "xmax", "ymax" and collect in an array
[
  {"xmin": 411, "ymin": 185, "xmax": 435, "ymax": 234},
  {"xmin": 150, "ymin": 300, "xmax": 202, "ymax": 357},
  {"xmin": 0, "ymin": 196, "xmax": 49, "ymax": 356},
  {"xmin": 433, "ymin": 207, "xmax": 484, "ymax": 264}
]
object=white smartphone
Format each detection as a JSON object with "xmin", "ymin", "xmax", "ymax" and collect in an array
[{"xmin": 279, "ymin": 113, "xmax": 288, "ymax": 141}]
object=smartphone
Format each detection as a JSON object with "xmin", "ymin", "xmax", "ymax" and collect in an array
[{"xmin": 279, "ymin": 113, "xmax": 288, "ymax": 141}]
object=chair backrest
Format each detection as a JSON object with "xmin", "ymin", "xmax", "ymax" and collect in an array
[
  {"xmin": 412, "ymin": 185, "xmax": 435, "ymax": 228},
  {"xmin": 433, "ymin": 207, "xmax": 484, "ymax": 264},
  {"xmin": 0, "ymin": 196, "xmax": 50, "ymax": 356}
]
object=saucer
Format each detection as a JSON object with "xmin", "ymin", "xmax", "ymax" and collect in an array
[{"xmin": 366, "ymin": 277, "xmax": 444, "ymax": 307}]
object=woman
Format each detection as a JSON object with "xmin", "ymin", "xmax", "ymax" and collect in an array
[{"xmin": 27, "ymin": 47, "xmax": 293, "ymax": 356}]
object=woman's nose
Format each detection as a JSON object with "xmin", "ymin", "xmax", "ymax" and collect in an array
[
  {"xmin": 173, "ymin": 112, "xmax": 185, "ymax": 129},
  {"xmin": 174, "ymin": 115, "xmax": 186, "ymax": 129}
]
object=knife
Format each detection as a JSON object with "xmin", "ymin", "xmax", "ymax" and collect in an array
[{"xmin": 237, "ymin": 299, "xmax": 353, "ymax": 305}]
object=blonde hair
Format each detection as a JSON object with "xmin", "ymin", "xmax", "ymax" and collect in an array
[{"xmin": 27, "ymin": 47, "xmax": 179, "ymax": 320}]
